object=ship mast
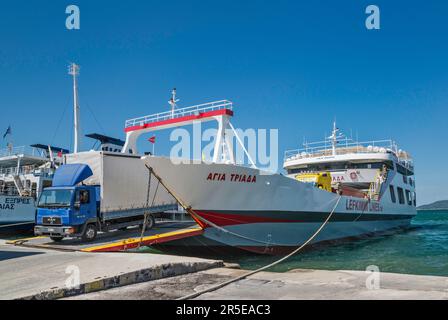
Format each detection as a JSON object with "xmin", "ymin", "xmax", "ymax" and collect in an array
[
  {"xmin": 69, "ymin": 63, "xmax": 80, "ymax": 153},
  {"xmin": 330, "ymin": 121, "xmax": 339, "ymax": 156},
  {"xmin": 168, "ymin": 88, "xmax": 179, "ymax": 118}
]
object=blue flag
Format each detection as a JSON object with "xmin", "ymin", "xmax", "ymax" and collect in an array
[{"xmin": 3, "ymin": 126, "xmax": 11, "ymax": 139}]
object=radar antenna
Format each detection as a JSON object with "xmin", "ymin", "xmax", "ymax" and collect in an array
[
  {"xmin": 168, "ymin": 88, "xmax": 180, "ymax": 118},
  {"xmin": 328, "ymin": 120, "xmax": 344, "ymax": 156}
]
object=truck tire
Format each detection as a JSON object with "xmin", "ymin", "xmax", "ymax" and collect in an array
[
  {"xmin": 141, "ymin": 214, "xmax": 155, "ymax": 231},
  {"xmin": 50, "ymin": 236, "xmax": 63, "ymax": 242},
  {"xmin": 82, "ymin": 224, "xmax": 97, "ymax": 242}
]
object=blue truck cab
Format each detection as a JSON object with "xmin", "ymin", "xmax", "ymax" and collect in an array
[
  {"xmin": 34, "ymin": 164, "xmax": 102, "ymax": 241},
  {"xmin": 35, "ymin": 163, "xmax": 173, "ymax": 242}
]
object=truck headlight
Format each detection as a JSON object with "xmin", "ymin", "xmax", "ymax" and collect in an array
[{"xmin": 64, "ymin": 228, "xmax": 75, "ymax": 234}]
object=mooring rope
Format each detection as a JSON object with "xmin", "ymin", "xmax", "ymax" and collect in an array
[
  {"xmin": 137, "ymin": 168, "xmax": 160, "ymax": 249},
  {"xmin": 177, "ymin": 195, "xmax": 342, "ymax": 300},
  {"xmin": 143, "ymin": 164, "xmax": 342, "ymax": 300}
]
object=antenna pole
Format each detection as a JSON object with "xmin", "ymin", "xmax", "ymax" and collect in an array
[
  {"xmin": 331, "ymin": 121, "xmax": 337, "ymax": 156},
  {"xmin": 69, "ymin": 63, "xmax": 80, "ymax": 153},
  {"xmin": 168, "ymin": 88, "xmax": 179, "ymax": 118}
]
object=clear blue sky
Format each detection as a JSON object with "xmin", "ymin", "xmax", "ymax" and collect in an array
[{"xmin": 0, "ymin": 0, "xmax": 447, "ymax": 205}]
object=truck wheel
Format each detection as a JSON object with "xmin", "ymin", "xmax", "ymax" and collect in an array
[
  {"xmin": 147, "ymin": 214, "xmax": 156, "ymax": 229},
  {"xmin": 50, "ymin": 236, "xmax": 63, "ymax": 242},
  {"xmin": 82, "ymin": 224, "xmax": 97, "ymax": 242},
  {"xmin": 142, "ymin": 214, "xmax": 155, "ymax": 231}
]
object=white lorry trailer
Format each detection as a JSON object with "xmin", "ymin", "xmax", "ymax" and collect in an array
[{"xmin": 35, "ymin": 151, "xmax": 179, "ymax": 241}]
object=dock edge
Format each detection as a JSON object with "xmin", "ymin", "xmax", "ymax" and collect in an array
[{"xmin": 18, "ymin": 260, "xmax": 224, "ymax": 300}]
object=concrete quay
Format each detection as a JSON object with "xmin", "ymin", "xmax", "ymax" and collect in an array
[
  {"xmin": 66, "ymin": 267, "xmax": 448, "ymax": 300},
  {"xmin": 0, "ymin": 240, "xmax": 223, "ymax": 300},
  {"xmin": 2, "ymin": 238, "xmax": 448, "ymax": 300}
]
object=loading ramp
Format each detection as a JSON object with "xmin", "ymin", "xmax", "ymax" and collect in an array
[{"xmin": 6, "ymin": 221, "xmax": 203, "ymax": 253}]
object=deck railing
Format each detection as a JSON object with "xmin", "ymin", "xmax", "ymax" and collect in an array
[
  {"xmin": 285, "ymin": 139, "xmax": 395, "ymax": 159},
  {"xmin": 125, "ymin": 100, "xmax": 233, "ymax": 129},
  {"xmin": 284, "ymin": 139, "xmax": 414, "ymax": 170},
  {"xmin": 0, "ymin": 146, "xmax": 42, "ymax": 158},
  {"xmin": 0, "ymin": 166, "xmax": 54, "ymax": 178}
]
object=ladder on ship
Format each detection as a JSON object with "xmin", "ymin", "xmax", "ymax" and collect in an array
[
  {"xmin": 368, "ymin": 167, "xmax": 388, "ymax": 201},
  {"xmin": 12, "ymin": 175, "xmax": 26, "ymax": 197}
]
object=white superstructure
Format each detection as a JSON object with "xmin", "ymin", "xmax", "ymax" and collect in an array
[
  {"xmin": 283, "ymin": 123, "xmax": 416, "ymax": 205},
  {"xmin": 0, "ymin": 145, "xmax": 65, "ymax": 230}
]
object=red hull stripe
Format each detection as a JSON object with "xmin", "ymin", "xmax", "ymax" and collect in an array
[
  {"xmin": 194, "ymin": 210, "xmax": 415, "ymax": 227},
  {"xmin": 125, "ymin": 109, "xmax": 234, "ymax": 133},
  {"xmin": 194, "ymin": 211, "xmax": 296, "ymax": 227}
]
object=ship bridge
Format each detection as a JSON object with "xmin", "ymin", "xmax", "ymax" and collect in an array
[
  {"xmin": 124, "ymin": 100, "xmax": 233, "ymax": 133},
  {"xmin": 122, "ymin": 92, "xmax": 237, "ymax": 163},
  {"xmin": 284, "ymin": 125, "xmax": 415, "ymax": 202},
  {"xmin": 284, "ymin": 122, "xmax": 413, "ymax": 173},
  {"xmin": 284, "ymin": 139, "xmax": 413, "ymax": 173}
]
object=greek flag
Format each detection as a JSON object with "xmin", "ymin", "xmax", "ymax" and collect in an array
[{"xmin": 2, "ymin": 126, "xmax": 11, "ymax": 139}]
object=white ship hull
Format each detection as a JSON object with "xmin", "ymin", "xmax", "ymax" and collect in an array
[
  {"xmin": 0, "ymin": 195, "xmax": 36, "ymax": 231},
  {"xmin": 143, "ymin": 157, "xmax": 417, "ymax": 254}
]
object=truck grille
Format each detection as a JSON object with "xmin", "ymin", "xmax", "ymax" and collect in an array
[{"xmin": 42, "ymin": 217, "xmax": 62, "ymax": 225}]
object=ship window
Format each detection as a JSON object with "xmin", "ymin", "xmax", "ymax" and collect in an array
[
  {"xmin": 413, "ymin": 193, "xmax": 417, "ymax": 207},
  {"xmin": 396, "ymin": 163, "xmax": 414, "ymax": 176},
  {"xmin": 403, "ymin": 175, "xmax": 407, "ymax": 184},
  {"xmin": 31, "ymin": 182, "xmax": 37, "ymax": 199},
  {"xmin": 286, "ymin": 161, "xmax": 393, "ymax": 175},
  {"xmin": 389, "ymin": 185, "xmax": 396, "ymax": 203},
  {"xmin": 397, "ymin": 187, "xmax": 405, "ymax": 204},
  {"xmin": 405, "ymin": 190, "xmax": 412, "ymax": 206}
]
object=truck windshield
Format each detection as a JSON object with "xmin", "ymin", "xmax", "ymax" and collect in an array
[{"xmin": 38, "ymin": 190, "xmax": 73, "ymax": 208}]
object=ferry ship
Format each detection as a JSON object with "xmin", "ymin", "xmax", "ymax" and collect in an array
[
  {"xmin": 135, "ymin": 98, "xmax": 417, "ymax": 254},
  {"xmin": 0, "ymin": 145, "xmax": 68, "ymax": 232}
]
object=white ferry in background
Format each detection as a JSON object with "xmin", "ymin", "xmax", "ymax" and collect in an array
[
  {"xmin": 0, "ymin": 144, "xmax": 68, "ymax": 232},
  {"xmin": 138, "ymin": 98, "xmax": 417, "ymax": 254}
]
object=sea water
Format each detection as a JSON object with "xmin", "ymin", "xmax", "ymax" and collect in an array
[{"xmin": 232, "ymin": 210, "xmax": 448, "ymax": 276}]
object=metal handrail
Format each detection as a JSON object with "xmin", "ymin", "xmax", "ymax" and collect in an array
[
  {"xmin": 0, "ymin": 146, "xmax": 41, "ymax": 158},
  {"xmin": 125, "ymin": 100, "xmax": 233, "ymax": 128},
  {"xmin": 285, "ymin": 139, "xmax": 395, "ymax": 158},
  {"xmin": 284, "ymin": 139, "xmax": 413, "ymax": 169},
  {"xmin": 0, "ymin": 166, "xmax": 54, "ymax": 177}
]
